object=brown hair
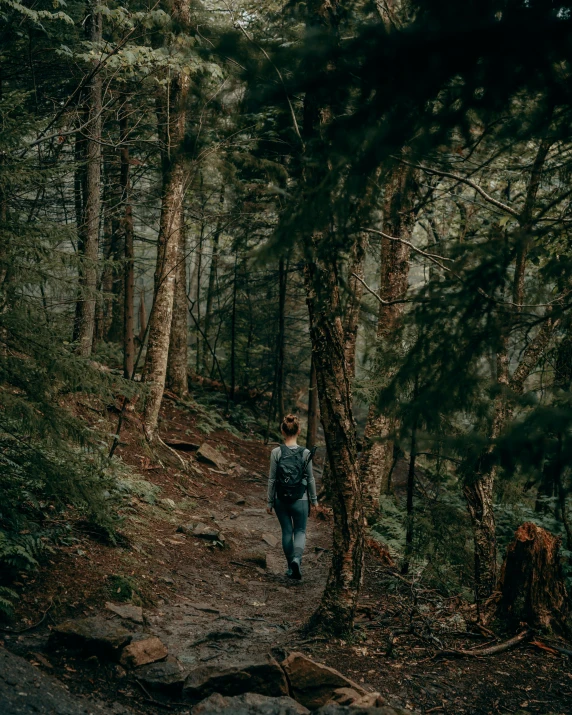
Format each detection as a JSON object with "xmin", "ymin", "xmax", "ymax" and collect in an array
[{"xmin": 280, "ymin": 414, "xmax": 300, "ymax": 437}]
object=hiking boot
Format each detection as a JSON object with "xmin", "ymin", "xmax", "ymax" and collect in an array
[
  {"xmin": 290, "ymin": 557, "xmax": 302, "ymax": 580},
  {"xmin": 285, "ymin": 567, "xmax": 293, "ymax": 577}
]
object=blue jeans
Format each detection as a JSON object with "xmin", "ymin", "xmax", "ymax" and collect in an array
[{"xmin": 274, "ymin": 497, "xmax": 309, "ymax": 564}]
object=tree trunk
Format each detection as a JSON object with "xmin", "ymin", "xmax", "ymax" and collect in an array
[
  {"xmin": 305, "ymin": 250, "xmax": 365, "ymax": 636},
  {"xmin": 120, "ymin": 110, "xmax": 135, "ymax": 379},
  {"xmin": 138, "ymin": 290, "xmax": 147, "ymax": 341},
  {"xmin": 306, "ymin": 354, "xmax": 319, "ymax": 450},
  {"xmin": 497, "ymin": 522, "xmax": 570, "ymax": 634},
  {"xmin": 276, "ymin": 256, "xmax": 288, "ymax": 419},
  {"xmin": 343, "ymin": 232, "xmax": 366, "ymax": 381},
  {"xmin": 360, "ymin": 164, "xmax": 415, "ymax": 522},
  {"xmin": 402, "ymin": 380, "xmax": 418, "ymax": 575},
  {"xmin": 202, "ymin": 186, "xmax": 224, "ymax": 374},
  {"xmin": 229, "ymin": 251, "xmax": 238, "ymax": 403},
  {"xmin": 74, "ymin": 1, "xmax": 103, "ymax": 357},
  {"xmin": 166, "ymin": 205, "xmax": 189, "ymax": 396},
  {"xmin": 142, "ymin": 0, "xmax": 191, "ymax": 439}
]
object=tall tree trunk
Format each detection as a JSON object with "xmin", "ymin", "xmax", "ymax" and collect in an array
[
  {"xmin": 138, "ymin": 290, "xmax": 147, "ymax": 341},
  {"xmin": 120, "ymin": 110, "xmax": 135, "ymax": 379},
  {"xmin": 194, "ymin": 217, "xmax": 204, "ymax": 374},
  {"xmin": 142, "ymin": 0, "xmax": 191, "ymax": 439},
  {"xmin": 360, "ymin": 164, "xmax": 415, "ymax": 522},
  {"xmin": 166, "ymin": 206, "xmax": 189, "ymax": 396},
  {"xmin": 276, "ymin": 256, "xmax": 288, "ymax": 419},
  {"xmin": 202, "ymin": 187, "xmax": 224, "ymax": 373},
  {"xmin": 303, "ymin": 0, "xmax": 365, "ymax": 636},
  {"xmin": 75, "ymin": 1, "xmax": 103, "ymax": 357},
  {"xmin": 306, "ymin": 355, "xmax": 319, "ymax": 450},
  {"xmin": 105, "ymin": 154, "xmax": 124, "ymax": 344},
  {"xmin": 229, "ymin": 251, "xmax": 238, "ymax": 403},
  {"xmin": 305, "ymin": 249, "xmax": 365, "ymax": 636},
  {"xmin": 463, "ymin": 139, "xmax": 554, "ymax": 614}
]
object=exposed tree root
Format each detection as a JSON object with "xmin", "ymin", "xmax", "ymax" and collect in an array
[{"xmin": 434, "ymin": 629, "xmax": 532, "ymax": 658}]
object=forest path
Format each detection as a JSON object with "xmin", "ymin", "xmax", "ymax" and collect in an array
[
  {"xmin": 3, "ymin": 395, "xmax": 571, "ymax": 715},
  {"xmin": 145, "ymin": 480, "xmax": 332, "ymax": 673}
]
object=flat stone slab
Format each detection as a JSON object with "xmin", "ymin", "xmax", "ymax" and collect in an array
[
  {"xmin": 105, "ymin": 602, "xmax": 144, "ymax": 624},
  {"xmin": 183, "ymin": 654, "xmax": 288, "ymax": 701},
  {"xmin": 0, "ymin": 646, "xmax": 130, "ymax": 714},
  {"xmin": 281, "ymin": 652, "xmax": 367, "ymax": 710},
  {"xmin": 193, "ymin": 692, "xmax": 309, "ymax": 714},
  {"xmin": 49, "ymin": 617, "xmax": 132, "ymax": 661}
]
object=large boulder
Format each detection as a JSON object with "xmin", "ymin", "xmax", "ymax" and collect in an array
[
  {"xmin": 48, "ymin": 617, "xmax": 132, "ymax": 661},
  {"xmin": 183, "ymin": 654, "xmax": 288, "ymax": 702},
  {"xmin": 193, "ymin": 692, "xmax": 310, "ymax": 715},
  {"xmin": 281, "ymin": 653, "xmax": 367, "ymax": 710}
]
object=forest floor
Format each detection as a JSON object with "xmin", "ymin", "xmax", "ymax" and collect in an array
[{"xmin": 1, "ymin": 393, "xmax": 571, "ymax": 715}]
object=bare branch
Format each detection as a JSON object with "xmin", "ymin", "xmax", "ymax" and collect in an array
[
  {"xmin": 364, "ymin": 227, "xmax": 453, "ymax": 272},
  {"xmin": 401, "ymin": 161, "xmax": 520, "ymax": 219},
  {"xmin": 351, "ymin": 272, "xmax": 411, "ymax": 306}
]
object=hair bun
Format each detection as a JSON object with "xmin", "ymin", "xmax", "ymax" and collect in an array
[{"xmin": 281, "ymin": 413, "xmax": 300, "ymax": 437}]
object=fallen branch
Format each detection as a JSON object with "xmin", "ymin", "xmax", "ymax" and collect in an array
[{"xmin": 434, "ymin": 629, "xmax": 532, "ymax": 658}]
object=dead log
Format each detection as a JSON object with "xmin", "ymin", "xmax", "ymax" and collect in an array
[{"xmin": 497, "ymin": 522, "xmax": 570, "ymax": 634}]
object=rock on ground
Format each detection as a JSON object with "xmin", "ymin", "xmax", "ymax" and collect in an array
[
  {"xmin": 196, "ymin": 443, "xmax": 229, "ymax": 470},
  {"xmin": 48, "ymin": 617, "xmax": 132, "ymax": 661},
  {"xmin": 119, "ymin": 636, "xmax": 168, "ymax": 668},
  {"xmin": 239, "ymin": 549, "xmax": 267, "ymax": 568},
  {"xmin": 134, "ymin": 656, "xmax": 187, "ymax": 695},
  {"xmin": 193, "ymin": 692, "xmax": 310, "ymax": 715},
  {"xmin": 281, "ymin": 652, "xmax": 367, "ymax": 710},
  {"xmin": 183, "ymin": 654, "xmax": 288, "ymax": 701},
  {"xmin": 0, "ymin": 646, "xmax": 131, "ymax": 715},
  {"xmin": 105, "ymin": 602, "xmax": 144, "ymax": 624}
]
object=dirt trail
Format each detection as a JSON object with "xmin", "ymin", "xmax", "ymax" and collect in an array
[{"xmin": 2, "ymin": 397, "xmax": 572, "ymax": 715}]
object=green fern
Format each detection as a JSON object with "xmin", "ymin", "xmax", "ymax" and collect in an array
[{"xmin": 0, "ymin": 586, "xmax": 19, "ymax": 620}]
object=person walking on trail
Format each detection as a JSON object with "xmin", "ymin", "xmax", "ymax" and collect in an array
[{"xmin": 266, "ymin": 414, "xmax": 318, "ymax": 580}]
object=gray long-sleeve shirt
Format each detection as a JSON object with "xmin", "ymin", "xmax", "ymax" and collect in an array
[{"xmin": 267, "ymin": 445, "xmax": 318, "ymax": 507}]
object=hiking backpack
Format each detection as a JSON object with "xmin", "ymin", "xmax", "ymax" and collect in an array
[{"xmin": 275, "ymin": 445, "xmax": 316, "ymax": 503}]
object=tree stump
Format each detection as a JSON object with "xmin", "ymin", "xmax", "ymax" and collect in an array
[{"xmin": 497, "ymin": 522, "xmax": 570, "ymax": 634}]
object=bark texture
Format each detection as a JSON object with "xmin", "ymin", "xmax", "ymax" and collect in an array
[
  {"xmin": 305, "ymin": 253, "xmax": 365, "ymax": 635},
  {"xmin": 120, "ymin": 111, "xmax": 135, "ymax": 378},
  {"xmin": 166, "ymin": 206, "xmax": 189, "ymax": 396},
  {"xmin": 497, "ymin": 522, "xmax": 570, "ymax": 634},
  {"xmin": 360, "ymin": 164, "xmax": 415, "ymax": 522},
  {"xmin": 302, "ymin": 0, "xmax": 365, "ymax": 636},
  {"xmin": 306, "ymin": 355, "xmax": 319, "ymax": 450},
  {"xmin": 74, "ymin": 1, "xmax": 103, "ymax": 357},
  {"xmin": 142, "ymin": 0, "xmax": 191, "ymax": 438}
]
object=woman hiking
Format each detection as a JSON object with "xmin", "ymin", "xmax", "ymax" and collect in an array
[{"xmin": 266, "ymin": 414, "xmax": 318, "ymax": 580}]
